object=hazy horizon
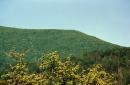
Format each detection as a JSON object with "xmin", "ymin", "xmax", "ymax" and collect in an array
[{"xmin": 0, "ymin": 0, "xmax": 130, "ymax": 47}]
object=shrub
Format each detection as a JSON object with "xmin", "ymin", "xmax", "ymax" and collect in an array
[{"xmin": 1, "ymin": 51, "xmax": 115, "ymax": 85}]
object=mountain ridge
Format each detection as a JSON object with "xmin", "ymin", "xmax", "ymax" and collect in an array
[
  {"xmin": 1, "ymin": 26, "xmax": 125, "ymax": 61},
  {"xmin": 0, "ymin": 26, "xmax": 123, "ymax": 47},
  {"xmin": 0, "ymin": 26, "xmax": 128, "ymax": 47}
]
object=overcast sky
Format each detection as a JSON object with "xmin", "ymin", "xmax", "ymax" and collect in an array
[{"xmin": 0, "ymin": 0, "xmax": 130, "ymax": 47}]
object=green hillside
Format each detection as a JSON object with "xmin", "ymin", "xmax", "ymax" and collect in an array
[
  {"xmin": 0, "ymin": 26, "xmax": 119, "ymax": 57},
  {"xmin": 1, "ymin": 26, "xmax": 130, "ymax": 84}
]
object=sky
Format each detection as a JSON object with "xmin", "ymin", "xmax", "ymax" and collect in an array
[{"xmin": 0, "ymin": 0, "xmax": 130, "ymax": 47}]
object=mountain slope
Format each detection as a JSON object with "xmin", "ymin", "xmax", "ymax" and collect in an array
[
  {"xmin": 0, "ymin": 26, "xmax": 120, "ymax": 57},
  {"xmin": 1, "ymin": 26, "xmax": 130, "ymax": 84}
]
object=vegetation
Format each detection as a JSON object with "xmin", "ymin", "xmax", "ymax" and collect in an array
[
  {"xmin": 1, "ymin": 51, "xmax": 115, "ymax": 85},
  {"xmin": 0, "ymin": 26, "xmax": 118, "ymax": 56},
  {"xmin": 0, "ymin": 26, "xmax": 130, "ymax": 84}
]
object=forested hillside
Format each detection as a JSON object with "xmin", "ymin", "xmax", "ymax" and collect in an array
[
  {"xmin": 0, "ymin": 26, "xmax": 130, "ymax": 84},
  {"xmin": 0, "ymin": 26, "xmax": 119, "ymax": 56}
]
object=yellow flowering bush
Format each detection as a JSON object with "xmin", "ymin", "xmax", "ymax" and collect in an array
[
  {"xmin": 1, "ymin": 51, "xmax": 115, "ymax": 85},
  {"xmin": 1, "ymin": 51, "xmax": 44, "ymax": 85},
  {"xmin": 79, "ymin": 64, "xmax": 114, "ymax": 85}
]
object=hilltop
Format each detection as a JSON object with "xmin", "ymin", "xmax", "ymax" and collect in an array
[{"xmin": 0, "ymin": 26, "xmax": 120, "ymax": 57}]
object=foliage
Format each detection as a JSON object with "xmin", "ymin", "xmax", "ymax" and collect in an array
[
  {"xmin": 1, "ymin": 51, "xmax": 44, "ymax": 85},
  {"xmin": 0, "ymin": 26, "xmax": 130, "ymax": 84},
  {"xmin": 82, "ymin": 64, "xmax": 114, "ymax": 85},
  {"xmin": 0, "ymin": 26, "xmax": 117, "ymax": 58},
  {"xmin": 1, "ymin": 51, "xmax": 115, "ymax": 85}
]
